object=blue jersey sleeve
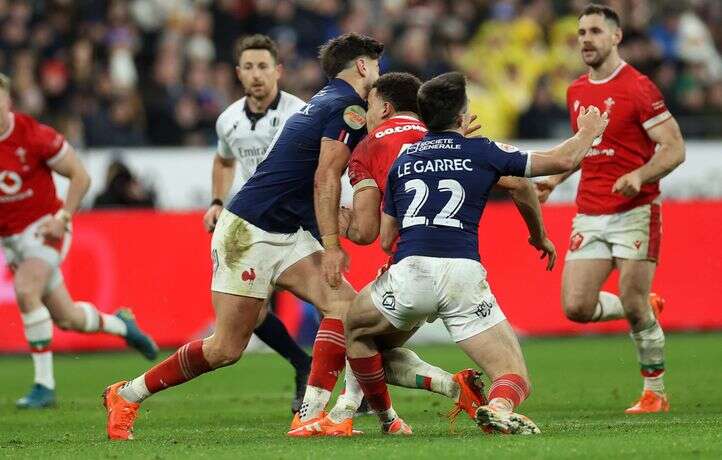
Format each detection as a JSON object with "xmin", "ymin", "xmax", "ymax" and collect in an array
[
  {"xmin": 322, "ymin": 103, "xmax": 367, "ymax": 151},
  {"xmin": 479, "ymin": 139, "xmax": 530, "ymax": 177},
  {"xmin": 383, "ymin": 167, "xmax": 398, "ymax": 218}
]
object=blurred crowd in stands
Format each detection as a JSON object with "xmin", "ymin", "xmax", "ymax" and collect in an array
[{"xmin": 1, "ymin": 0, "xmax": 721, "ymax": 149}]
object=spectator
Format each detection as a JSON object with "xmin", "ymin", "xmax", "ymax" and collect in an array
[{"xmin": 93, "ymin": 158, "xmax": 156, "ymax": 209}]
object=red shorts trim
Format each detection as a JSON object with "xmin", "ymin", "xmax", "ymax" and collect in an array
[{"xmin": 647, "ymin": 203, "xmax": 662, "ymax": 261}]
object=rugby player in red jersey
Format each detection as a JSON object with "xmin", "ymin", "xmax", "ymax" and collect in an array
[
  {"xmin": 536, "ymin": 4, "xmax": 685, "ymax": 414},
  {"xmin": 0, "ymin": 73, "xmax": 157, "ymax": 409}
]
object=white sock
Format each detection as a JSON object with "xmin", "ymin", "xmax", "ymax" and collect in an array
[
  {"xmin": 591, "ymin": 291, "xmax": 625, "ymax": 321},
  {"xmin": 299, "ymin": 386, "xmax": 332, "ymax": 421},
  {"xmin": 22, "ymin": 307, "xmax": 55, "ymax": 390},
  {"xmin": 631, "ymin": 319, "xmax": 666, "ymax": 394},
  {"xmin": 488, "ymin": 397, "xmax": 513, "ymax": 413},
  {"xmin": 78, "ymin": 302, "xmax": 127, "ymax": 336},
  {"xmin": 119, "ymin": 375, "xmax": 150, "ymax": 403},
  {"xmin": 644, "ymin": 373, "xmax": 665, "ymax": 394},
  {"xmin": 383, "ymin": 348, "xmax": 459, "ymax": 400},
  {"xmin": 378, "ymin": 406, "xmax": 399, "ymax": 425},
  {"xmin": 328, "ymin": 361, "xmax": 365, "ymax": 423}
]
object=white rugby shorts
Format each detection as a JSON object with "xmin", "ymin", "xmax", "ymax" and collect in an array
[
  {"xmin": 565, "ymin": 203, "xmax": 662, "ymax": 262},
  {"xmin": 370, "ymin": 256, "xmax": 506, "ymax": 342},
  {"xmin": 210, "ymin": 209, "xmax": 323, "ymax": 299},
  {"xmin": 1, "ymin": 214, "xmax": 71, "ymax": 293}
]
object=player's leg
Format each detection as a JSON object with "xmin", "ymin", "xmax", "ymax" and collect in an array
[
  {"xmin": 276, "ymin": 249, "xmax": 356, "ymax": 425},
  {"xmin": 42, "ymin": 282, "xmax": 158, "ymax": 360},
  {"xmin": 563, "ymin": 213, "xmax": 624, "ymax": 323},
  {"xmin": 104, "ymin": 291, "xmax": 264, "ymax": 440},
  {"xmin": 252, "ymin": 293, "xmax": 311, "ymax": 413},
  {"xmin": 344, "ymin": 286, "xmax": 412, "ymax": 434},
  {"xmin": 13, "ymin": 257, "xmax": 56, "ymax": 408},
  {"xmin": 616, "ymin": 258, "xmax": 668, "ymax": 413}
]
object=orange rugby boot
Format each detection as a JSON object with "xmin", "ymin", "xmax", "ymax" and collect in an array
[
  {"xmin": 382, "ymin": 417, "xmax": 413, "ymax": 436},
  {"xmin": 649, "ymin": 293, "xmax": 665, "ymax": 319},
  {"xmin": 287, "ymin": 415, "xmax": 363, "ymax": 437},
  {"xmin": 625, "ymin": 390, "xmax": 670, "ymax": 414},
  {"xmin": 289, "ymin": 411, "xmax": 326, "ymax": 432},
  {"xmin": 103, "ymin": 381, "xmax": 140, "ymax": 440},
  {"xmin": 447, "ymin": 369, "xmax": 487, "ymax": 427}
]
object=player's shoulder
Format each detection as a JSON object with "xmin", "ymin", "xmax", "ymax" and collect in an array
[
  {"xmin": 11, "ymin": 111, "xmax": 40, "ymax": 130},
  {"xmin": 216, "ymin": 98, "xmax": 246, "ymax": 129},
  {"xmin": 624, "ymin": 64, "xmax": 658, "ymax": 91},
  {"xmin": 278, "ymin": 91, "xmax": 305, "ymax": 111},
  {"xmin": 371, "ymin": 116, "xmax": 427, "ymax": 141},
  {"xmin": 567, "ymin": 73, "xmax": 589, "ymax": 94}
]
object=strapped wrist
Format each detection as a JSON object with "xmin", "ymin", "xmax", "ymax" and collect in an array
[
  {"xmin": 211, "ymin": 198, "xmax": 223, "ymax": 208},
  {"xmin": 322, "ymin": 233, "xmax": 340, "ymax": 249}
]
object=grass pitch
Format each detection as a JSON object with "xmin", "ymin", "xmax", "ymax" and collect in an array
[{"xmin": 1, "ymin": 333, "xmax": 721, "ymax": 459}]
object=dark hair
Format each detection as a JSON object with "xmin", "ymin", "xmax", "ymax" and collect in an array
[
  {"xmin": 235, "ymin": 34, "xmax": 279, "ymax": 64},
  {"xmin": 417, "ymin": 72, "xmax": 467, "ymax": 131},
  {"xmin": 318, "ymin": 33, "xmax": 384, "ymax": 79},
  {"xmin": 579, "ymin": 3, "xmax": 621, "ymax": 28},
  {"xmin": 372, "ymin": 72, "xmax": 422, "ymax": 114}
]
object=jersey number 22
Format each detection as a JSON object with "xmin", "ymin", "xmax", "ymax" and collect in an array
[{"xmin": 402, "ymin": 179, "xmax": 465, "ymax": 229}]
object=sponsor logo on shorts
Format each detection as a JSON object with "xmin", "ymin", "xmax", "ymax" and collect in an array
[
  {"xmin": 211, "ymin": 249, "xmax": 219, "ymax": 274},
  {"xmin": 473, "ymin": 301, "xmax": 495, "ymax": 318},
  {"xmin": 241, "ymin": 268, "xmax": 256, "ymax": 282},
  {"xmin": 634, "ymin": 240, "xmax": 642, "ymax": 249},
  {"xmin": 570, "ymin": 233, "xmax": 584, "ymax": 251},
  {"xmin": 382, "ymin": 291, "xmax": 396, "ymax": 311}
]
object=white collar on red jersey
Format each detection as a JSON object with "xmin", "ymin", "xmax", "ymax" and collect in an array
[
  {"xmin": 0, "ymin": 112, "xmax": 15, "ymax": 141},
  {"xmin": 588, "ymin": 61, "xmax": 627, "ymax": 85},
  {"xmin": 390, "ymin": 115, "xmax": 421, "ymax": 122}
]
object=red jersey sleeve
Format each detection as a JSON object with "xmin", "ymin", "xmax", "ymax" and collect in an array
[
  {"xmin": 32, "ymin": 119, "xmax": 67, "ymax": 165},
  {"xmin": 348, "ymin": 137, "xmax": 378, "ymax": 193},
  {"xmin": 566, "ymin": 86, "xmax": 578, "ymax": 134},
  {"xmin": 636, "ymin": 76, "xmax": 671, "ymax": 131}
]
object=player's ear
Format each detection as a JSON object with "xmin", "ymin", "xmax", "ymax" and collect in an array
[
  {"xmin": 383, "ymin": 101, "xmax": 393, "ymax": 119},
  {"xmin": 612, "ymin": 26, "xmax": 623, "ymax": 46},
  {"xmin": 356, "ymin": 57, "xmax": 368, "ymax": 77},
  {"xmin": 275, "ymin": 63, "xmax": 283, "ymax": 79}
]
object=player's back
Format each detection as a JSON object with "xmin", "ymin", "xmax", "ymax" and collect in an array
[
  {"xmin": 348, "ymin": 115, "xmax": 427, "ymax": 196},
  {"xmin": 384, "ymin": 131, "xmax": 529, "ymax": 264},
  {"xmin": 228, "ymin": 79, "xmax": 366, "ymax": 237}
]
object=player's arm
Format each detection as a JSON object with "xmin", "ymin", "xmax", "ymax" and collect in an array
[
  {"xmin": 379, "ymin": 211, "xmax": 399, "ymax": 256},
  {"xmin": 315, "ymin": 138, "xmax": 352, "ymax": 287},
  {"xmin": 203, "ymin": 153, "xmax": 236, "ymax": 232},
  {"xmin": 612, "ymin": 117, "xmax": 685, "ymax": 197},
  {"xmin": 344, "ymin": 187, "xmax": 382, "ymax": 245},
  {"xmin": 527, "ymin": 107, "xmax": 608, "ymax": 177},
  {"xmin": 534, "ymin": 165, "xmax": 579, "ymax": 203},
  {"xmin": 497, "ymin": 176, "xmax": 556, "ymax": 270},
  {"xmin": 42, "ymin": 145, "xmax": 91, "ymax": 239}
]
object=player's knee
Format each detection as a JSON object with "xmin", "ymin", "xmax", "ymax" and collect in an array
[
  {"xmin": 14, "ymin": 284, "xmax": 42, "ymax": 310},
  {"xmin": 619, "ymin": 292, "xmax": 649, "ymax": 328},
  {"xmin": 204, "ymin": 338, "xmax": 248, "ymax": 368},
  {"xmin": 54, "ymin": 316, "xmax": 75, "ymax": 331},
  {"xmin": 562, "ymin": 296, "xmax": 597, "ymax": 323}
]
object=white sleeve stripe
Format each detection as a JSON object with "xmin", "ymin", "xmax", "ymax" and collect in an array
[
  {"xmin": 524, "ymin": 152, "xmax": 533, "ymax": 177},
  {"xmin": 642, "ymin": 111, "xmax": 672, "ymax": 130},
  {"xmin": 352, "ymin": 179, "xmax": 378, "ymax": 193},
  {"xmin": 46, "ymin": 141, "xmax": 69, "ymax": 166}
]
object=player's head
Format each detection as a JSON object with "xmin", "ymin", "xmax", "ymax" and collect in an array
[
  {"xmin": 417, "ymin": 72, "xmax": 468, "ymax": 132},
  {"xmin": 235, "ymin": 34, "xmax": 282, "ymax": 100},
  {"xmin": 319, "ymin": 33, "xmax": 384, "ymax": 97},
  {"xmin": 578, "ymin": 4, "xmax": 622, "ymax": 69},
  {"xmin": 0, "ymin": 73, "xmax": 11, "ymax": 120},
  {"xmin": 366, "ymin": 72, "xmax": 422, "ymax": 131}
]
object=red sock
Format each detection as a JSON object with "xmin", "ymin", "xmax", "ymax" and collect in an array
[
  {"xmin": 488, "ymin": 373, "xmax": 530, "ymax": 409},
  {"xmin": 144, "ymin": 340, "xmax": 212, "ymax": 393},
  {"xmin": 348, "ymin": 354, "xmax": 391, "ymax": 412},
  {"xmin": 307, "ymin": 318, "xmax": 346, "ymax": 391}
]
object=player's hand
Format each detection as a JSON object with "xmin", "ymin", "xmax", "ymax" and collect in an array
[
  {"xmin": 529, "ymin": 235, "xmax": 557, "ymax": 271},
  {"xmin": 576, "ymin": 106, "xmax": 609, "ymax": 139},
  {"xmin": 461, "ymin": 114, "xmax": 481, "ymax": 137},
  {"xmin": 612, "ymin": 170, "xmax": 642, "ymax": 197},
  {"xmin": 39, "ymin": 218, "xmax": 66, "ymax": 241},
  {"xmin": 203, "ymin": 204, "xmax": 223, "ymax": 233},
  {"xmin": 534, "ymin": 179, "xmax": 556, "ymax": 203},
  {"xmin": 338, "ymin": 206, "xmax": 352, "ymax": 239},
  {"xmin": 322, "ymin": 246, "xmax": 349, "ymax": 289}
]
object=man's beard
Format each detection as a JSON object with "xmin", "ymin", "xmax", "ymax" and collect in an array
[
  {"xmin": 246, "ymin": 86, "xmax": 269, "ymax": 101},
  {"xmin": 584, "ymin": 47, "xmax": 612, "ymax": 69}
]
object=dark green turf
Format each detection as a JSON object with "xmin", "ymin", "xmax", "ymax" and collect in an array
[{"xmin": 1, "ymin": 334, "xmax": 721, "ymax": 459}]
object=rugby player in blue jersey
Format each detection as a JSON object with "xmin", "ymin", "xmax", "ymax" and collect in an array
[
  {"xmin": 344, "ymin": 72, "xmax": 609, "ymax": 435},
  {"xmin": 102, "ymin": 33, "xmax": 383, "ymax": 440}
]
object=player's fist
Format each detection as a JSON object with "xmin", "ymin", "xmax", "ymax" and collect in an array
[
  {"xmin": 612, "ymin": 170, "xmax": 642, "ymax": 197},
  {"xmin": 322, "ymin": 246, "xmax": 349, "ymax": 289},
  {"xmin": 39, "ymin": 217, "xmax": 66, "ymax": 241},
  {"xmin": 534, "ymin": 179, "xmax": 556, "ymax": 203},
  {"xmin": 576, "ymin": 105, "xmax": 609, "ymax": 139},
  {"xmin": 203, "ymin": 204, "xmax": 223, "ymax": 233},
  {"xmin": 338, "ymin": 206, "xmax": 352, "ymax": 238},
  {"xmin": 528, "ymin": 235, "xmax": 557, "ymax": 271}
]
